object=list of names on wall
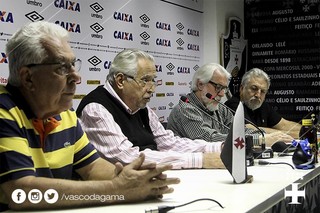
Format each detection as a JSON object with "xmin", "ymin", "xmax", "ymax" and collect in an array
[{"xmin": 244, "ymin": 0, "xmax": 320, "ymax": 122}]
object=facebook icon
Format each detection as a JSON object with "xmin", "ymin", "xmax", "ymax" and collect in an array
[
  {"xmin": 11, "ymin": 189, "xmax": 26, "ymax": 204},
  {"xmin": 17, "ymin": 192, "xmax": 21, "ymax": 201}
]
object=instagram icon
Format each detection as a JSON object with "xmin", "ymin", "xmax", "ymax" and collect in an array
[{"xmin": 28, "ymin": 189, "xmax": 42, "ymax": 204}]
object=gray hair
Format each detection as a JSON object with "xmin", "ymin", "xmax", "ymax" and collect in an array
[
  {"xmin": 191, "ymin": 63, "xmax": 231, "ymax": 91},
  {"xmin": 6, "ymin": 21, "xmax": 69, "ymax": 86},
  {"xmin": 241, "ymin": 68, "xmax": 271, "ymax": 89},
  {"xmin": 107, "ymin": 48, "xmax": 155, "ymax": 84}
]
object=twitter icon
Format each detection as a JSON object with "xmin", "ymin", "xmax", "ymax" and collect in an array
[{"xmin": 44, "ymin": 189, "xmax": 59, "ymax": 204}]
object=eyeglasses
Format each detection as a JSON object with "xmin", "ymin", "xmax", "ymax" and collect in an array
[
  {"xmin": 26, "ymin": 59, "xmax": 82, "ymax": 76},
  {"xmin": 125, "ymin": 74, "xmax": 157, "ymax": 88},
  {"xmin": 208, "ymin": 80, "xmax": 229, "ymax": 93}
]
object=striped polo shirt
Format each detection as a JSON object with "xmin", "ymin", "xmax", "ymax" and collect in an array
[{"xmin": 0, "ymin": 84, "xmax": 99, "ymax": 204}]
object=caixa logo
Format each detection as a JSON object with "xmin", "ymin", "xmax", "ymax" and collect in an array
[
  {"xmin": 187, "ymin": 29, "xmax": 200, "ymax": 37},
  {"xmin": 114, "ymin": 31, "xmax": 133, "ymax": 41},
  {"xmin": 177, "ymin": 67, "xmax": 190, "ymax": 74},
  {"xmin": 0, "ymin": 52, "xmax": 8, "ymax": 63},
  {"xmin": 155, "ymin": 65, "xmax": 162, "ymax": 72},
  {"xmin": 55, "ymin": 21, "xmax": 81, "ymax": 33},
  {"xmin": 187, "ymin": 44, "xmax": 200, "ymax": 51},
  {"xmin": 156, "ymin": 22, "xmax": 171, "ymax": 31},
  {"xmin": 54, "ymin": 0, "xmax": 80, "ymax": 12},
  {"xmin": 158, "ymin": 106, "xmax": 166, "ymax": 110},
  {"xmin": 114, "ymin": 12, "xmax": 133, "ymax": 23},
  {"xmin": 104, "ymin": 61, "xmax": 112, "ymax": 69},
  {"xmin": 0, "ymin": 11, "xmax": 14, "ymax": 23},
  {"xmin": 156, "ymin": 38, "xmax": 171, "ymax": 47}
]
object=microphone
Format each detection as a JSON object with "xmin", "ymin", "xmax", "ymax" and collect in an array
[
  {"xmin": 180, "ymin": 96, "xmax": 189, "ymax": 103},
  {"xmin": 180, "ymin": 96, "xmax": 230, "ymax": 131},
  {"xmin": 180, "ymin": 95, "xmax": 258, "ymax": 164},
  {"xmin": 205, "ymin": 93, "xmax": 273, "ymax": 159},
  {"xmin": 205, "ymin": 93, "xmax": 266, "ymax": 146}
]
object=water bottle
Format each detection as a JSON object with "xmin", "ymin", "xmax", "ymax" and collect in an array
[{"xmin": 299, "ymin": 118, "xmax": 318, "ymax": 163}]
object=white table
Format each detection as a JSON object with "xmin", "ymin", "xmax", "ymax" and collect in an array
[{"xmin": 23, "ymin": 155, "xmax": 319, "ymax": 213}]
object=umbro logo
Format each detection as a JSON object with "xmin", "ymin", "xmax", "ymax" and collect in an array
[
  {"xmin": 90, "ymin": 22, "xmax": 104, "ymax": 34},
  {"xmin": 140, "ymin": 31, "xmax": 150, "ymax": 41},
  {"xmin": 193, "ymin": 65, "xmax": 200, "ymax": 71},
  {"xmin": 176, "ymin": 22, "xmax": 184, "ymax": 31},
  {"xmin": 90, "ymin": 2, "xmax": 104, "ymax": 13},
  {"xmin": 25, "ymin": 11, "xmax": 44, "ymax": 22},
  {"xmin": 139, "ymin": 14, "xmax": 150, "ymax": 23},
  {"xmin": 176, "ymin": 38, "xmax": 184, "ymax": 46},
  {"xmin": 166, "ymin": 63, "xmax": 175, "ymax": 71},
  {"xmin": 88, "ymin": 56, "xmax": 102, "ymax": 66}
]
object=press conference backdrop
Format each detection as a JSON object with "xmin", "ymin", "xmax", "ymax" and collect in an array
[
  {"xmin": 0, "ymin": 0, "xmax": 204, "ymax": 122},
  {"xmin": 244, "ymin": 0, "xmax": 320, "ymax": 122}
]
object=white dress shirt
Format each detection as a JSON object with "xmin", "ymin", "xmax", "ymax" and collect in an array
[{"xmin": 78, "ymin": 82, "xmax": 223, "ymax": 169}]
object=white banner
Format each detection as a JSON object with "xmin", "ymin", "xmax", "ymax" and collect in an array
[{"xmin": 0, "ymin": 0, "xmax": 204, "ymax": 122}]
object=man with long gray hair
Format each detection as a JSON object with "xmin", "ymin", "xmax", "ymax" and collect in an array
[
  {"xmin": 225, "ymin": 68, "xmax": 301, "ymax": 138},
  {"xmin": 167, "ymin": 63, "xmax": 294, "ymax": 146}
]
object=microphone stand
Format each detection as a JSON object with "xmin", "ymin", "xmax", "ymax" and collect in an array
[
  {"xmin": 180, "ymin": 96, "xmax": 231, "ymax": 132},
  {"xmin": 180, "ymin": 95, "xmax": 254, "ymax": 165},
  {"xmin": 205, "ymin": 93, "xmax": 273, "ymax": 159}
]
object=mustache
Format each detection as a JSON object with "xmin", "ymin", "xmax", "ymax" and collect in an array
[{"xmin": 249, "ymin": 97, "xmax": 261, "ymax": 102}]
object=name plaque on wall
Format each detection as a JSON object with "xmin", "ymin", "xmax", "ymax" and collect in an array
[{"xmin": 244, "ymin": 0, "xmax": 320, "ymax": 122}]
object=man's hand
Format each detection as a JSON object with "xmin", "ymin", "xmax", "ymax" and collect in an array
[
  {"xmin": 264, "ymin": 131, "xmax": 294, "ymax": 147},
  {"xmin": 111, "ymin": 153, "xmax": 180, "ymax": 202},
  {"xmin": 202, "ymin": 153, "xmax": 225, "ymax": 169}
]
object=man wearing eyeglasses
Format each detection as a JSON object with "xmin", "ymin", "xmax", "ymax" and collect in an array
[
  {"xmin": 77, "ymin": 49, "xmax": 225, "ymax": 170},
  {"xmin": 225, "ymin": 68, "xmax": 301, "ymax": 138},
  {"xmin": 167, "ymin": 63, "xmax": 235, "ymax": 142},
  {"xmin": 0, "ymin": 22, "xmax": 179, "ymax": 211},
  {"xmin": 167, "ymin": 64, "xmax": 293, "ymax": 147}
]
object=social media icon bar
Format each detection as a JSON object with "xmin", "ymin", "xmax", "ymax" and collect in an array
[
  {"xmin": 44, "ymin": 189, "xmax": 59, "ymax": 204},
  {"xmin": 28, "ymin": 189, "xmax": 43, "ymax": 204},
  {"xmin": 11, "ymin": 188, "xmax": 59, "ymax": 204},
  {"xmin": 11, "ymin": 189, "xmax": 26, "ymax": 204}
]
